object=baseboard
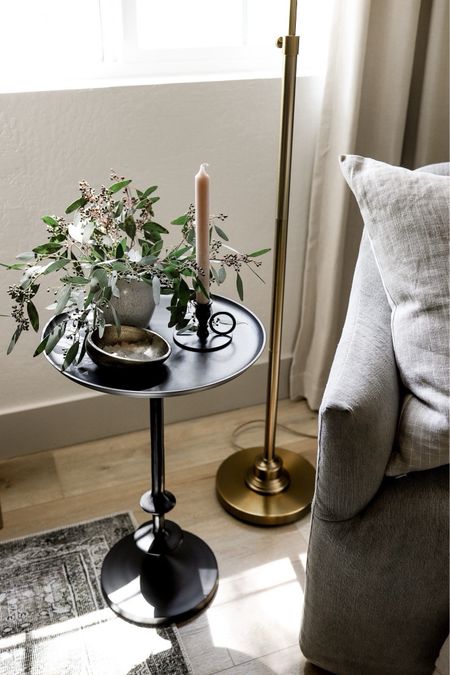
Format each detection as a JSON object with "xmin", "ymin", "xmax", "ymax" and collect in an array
[{"xmin": 0, "ymin": 358, "xmax": 291, "ymax": 459}]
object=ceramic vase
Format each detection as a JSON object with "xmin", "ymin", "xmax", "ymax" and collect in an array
[{"xmin": 104, "ymin": 278, "xmax": 155, "ymax": 328}]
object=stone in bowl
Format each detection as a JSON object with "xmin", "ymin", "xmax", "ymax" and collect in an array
[{"xmin": 87, "ymin": 325, "xmax": 171, "ymax": 368}]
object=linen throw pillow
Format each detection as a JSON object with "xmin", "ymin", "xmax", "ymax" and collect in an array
[{"xmin": 340, "ymin": 155, "xmax": 449, "ymax": 475}]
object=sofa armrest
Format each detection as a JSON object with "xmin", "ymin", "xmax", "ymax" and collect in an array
[
  {"xmin": 314, "ymin": 232, "xmax": 400, "ymax": 521},
  {"xmin": 434, "ymin": 636, "xmax": 449, "ymax": 675}
]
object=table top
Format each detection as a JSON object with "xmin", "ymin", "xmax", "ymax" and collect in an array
[{"xmin": 44, "ymin": 295, "xmax": 265, "ymax": 398}]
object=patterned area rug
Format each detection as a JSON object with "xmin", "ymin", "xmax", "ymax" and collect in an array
[{"xmin": 0, "ymin": 513, "xmax": 193, "ymax": 675}]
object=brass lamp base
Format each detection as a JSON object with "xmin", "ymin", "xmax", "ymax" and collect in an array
[{"xmin": 216, "ymin": 447, "xmax": 315, "ymax": 526}]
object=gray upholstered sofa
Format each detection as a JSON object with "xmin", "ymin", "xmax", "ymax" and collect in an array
[{"xmin": 300, "ymin": 162, "xmax": 449, "ymax": 674}]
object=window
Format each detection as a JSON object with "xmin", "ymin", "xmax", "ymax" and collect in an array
[
  {"xmin": 120, "ymin": 0, "xmax": 290, "ymax": 79},
  {"xmin": 0, "ymin": 0, "xmax": 332, "ymax": 93}
]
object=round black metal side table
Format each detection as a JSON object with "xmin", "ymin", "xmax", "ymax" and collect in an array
[{"xmin": 44, "ymin": 295, "xmax": 265, "ymax": 626}]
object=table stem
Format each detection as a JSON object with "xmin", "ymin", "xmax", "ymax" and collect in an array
[{"xmin": 150, "ymin": 398, "xmax": 165, "ymax": 534}]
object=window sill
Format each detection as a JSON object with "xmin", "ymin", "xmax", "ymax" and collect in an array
[{"xmin": 1, "ymin": 69, "xmax": 288, "ymax": 95}]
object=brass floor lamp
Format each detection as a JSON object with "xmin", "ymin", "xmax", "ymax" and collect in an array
[{"xmin": 216, "ymin": 0, "xmax": 316, "ymax": 526}]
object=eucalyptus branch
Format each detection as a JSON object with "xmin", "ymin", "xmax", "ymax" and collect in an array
[{"xmin": 245, "ymin": 262, "xmax": 266, "ymax": 284}]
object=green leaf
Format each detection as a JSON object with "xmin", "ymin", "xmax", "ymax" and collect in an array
[
  {"xmin": 211, "ymin": 266, "xmax": 226, "ymax": 284},
  {"xmin": 27, "ymin": 301, "xmax": 39, "ymax": 332},
  {"xmin": 44, "ymin": 322, "xmax": 66, "ymax": 354},
  {"xmin": 143, "ymin": 222, "xmax": 169, "ymax": 235},
  {"xmin": 170, "ymin": 214, "xmax": 189, "ymax": 226},
  {"xmin": 108, "ymin": 179, "xmax": 132, "ymax": 194},
  {"xmin": 163, "ymin": 264, "xmax": 179, "ymax": 279},
  {"xmin": 20, "ymin": 277, "xmax": 33, "ymax": 290},
  {"xmin": 167, "ymin": 315, "xmax": 177, "ymax": 329},
  {"xmin": 236, "ymin": 272, "xmax": 244, "ymax": 301},
  {"xmin": 33, "ymin": 242, "xmax": 62, "ymax": 255},
  {"xmin": 248, "ymin": 248, "xmax": 271, "ymax": 257},
  {"xmin": 115, "ymin": 242, "xmax": 125, "ymax": 258},
  {"xmin": 16, "ymin": 251, "xmax": 35, "ymax": 261},
  {"xmin": 114, "ymin": 201, "xmax": 124, "ymax": 218},
  {"xmin": 91, "ymin": 245, "xmax": 106, "ymax": 261},
  {"xmin": 65, "ymin": 197, "xmax": 88, "ymax": 214},
  {"xmin": 178, "ymin": 278, "xmax": 191, "ymax": 304},
  {"xmin": 150, "ymin": 240, "xmax": 163, "ymax": 256},
  {"xmin": 169, "ymin": 245, "xmax": 190, "ymax": 260},
  {"xmin": 217, "ymin": 266, "xmax": 226, "ymax": 284},
  {"xmin": 141, "ymin": 185, "xmax": 158, "ymax": 199},
  {"xmin": 176, "ymin": 321, "xmax": 197, "ymax": 336},
  {"xmin": 214, "ymin": 225, "xmax": 229, "ymax": 241},
  {"xmin": 103, "ymin": 286, "xmax": 112, "ymax": 302},
  {"xmin": 193, "ymin": 276, "xmax": 209, "ymax": 301},
  {"xmin": 55, "ymin": 285, "xmax": 72, "ymax": 314},
  {"xmin": 33, "ymin": 334, "xmax": 49, "ymax": 357},
  {"xmin": 1, "ymin": 262, "xmax": 27, "ymax": 270},
  {"xmin": 62, "ymin": 276, "xmax": 90, "ymax": 285},
  {"xmin": 124, "ymin": 216, "xmax": 137, "ymax": 241},
  {"xmin": 7, "ymin": 327, "xmax": 22, "ymax": 355},
  {"xmin": 62, "ymin": 340, "xmax": 80, "ymax": 371},
  {"xmin": 51, "ymin": 233, "xmax": 67, "ymax": 243},
  {"xmin": 185, "ymin": 229, "xmax": 195, "ymax": 245},
  {"xmin": 175, "ymin": 318, "xmax": 190, "ymax": 330},
  {"xmin": 139, "ymin": 255, "xmax": 157, "ymax": 266},
  {"xmin": 42, "ymin": 215, "xmax": 59, "ymax": 227},
  {"xmin": 142, "ymin": 231, "xmax": 161, "ymax": 245},
  {"xmin": 91, "ymin": 268, "xmax": 108, "ymax": 288},
  {"xmin": 110, "ymin": 261, "xmax": 128, "ymax": 272},
  {"xmin": 43, "ymin": 259, "xmax": 69, "ymax": 274},
  {"xmin": 77, "ymin": 333, "xmax": 88, "ymax": 364},
  {"xmin": 108, "ymin": 303, "xmax": 121, "ymax": 336},
  {"xmin": 84, "ymin": 288, "xmax": 98, "ymax": 308}
]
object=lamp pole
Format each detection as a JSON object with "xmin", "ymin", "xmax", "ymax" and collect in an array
[{"xmin": 216, "ymin": 0, "xmax": 315, "ymax": 525}]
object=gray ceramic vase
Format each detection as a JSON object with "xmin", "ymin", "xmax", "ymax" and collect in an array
[{"xmin": 104, "ymin": 278, "xmax": 155, "ymax": 328}]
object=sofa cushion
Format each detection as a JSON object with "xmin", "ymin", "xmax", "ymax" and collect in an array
[{"xmin": 340, "ymin": 156, "xmax": 449, "ymax": 475}]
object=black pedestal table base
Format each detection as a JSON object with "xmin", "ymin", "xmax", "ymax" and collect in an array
[
  {"xmin": 100, "ymin": 398, "xmax": 218, "ymax": 626},
  {"xmin": 101, "ymin": 520, "xmax": 218, "ymax": 626}
]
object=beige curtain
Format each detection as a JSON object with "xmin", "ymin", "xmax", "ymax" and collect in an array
[{"xmin": 290, "ymin": 0, "xmax": 449, "ymax": 410}]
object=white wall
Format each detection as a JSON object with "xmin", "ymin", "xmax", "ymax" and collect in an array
[{"xmin": 0, "ymin": 77, "xmax": 321, "ymax": 455}]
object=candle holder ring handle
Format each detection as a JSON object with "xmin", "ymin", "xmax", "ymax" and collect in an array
[{"xmin": 209, "ymin": 311, "xmax": 237, "ymax": 336}]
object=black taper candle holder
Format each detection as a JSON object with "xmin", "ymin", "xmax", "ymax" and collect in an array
[
  {"xmin": 173, "ymin": 299, "xmax": 236, "ymax": 352},
  {"xmin": 195, "ymin": 301, "xmax": 212, "ymax": 344}
]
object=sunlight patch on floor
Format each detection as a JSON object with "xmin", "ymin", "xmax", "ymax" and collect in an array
[
  {"xmin": 207, "ymin": 557, "xmax": 304, "ymax": 660},
  {"xmin": 0, "ymin": 608, "xmax": 172, "ymax": 675},
  {"xmin": 214, "ymin": 556, "xmax": 298, "ymax": 605}
]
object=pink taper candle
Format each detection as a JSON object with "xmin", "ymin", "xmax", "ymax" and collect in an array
[{"xmin": 195, "ymin": 163, "xmax": 210, "ymax": 304}]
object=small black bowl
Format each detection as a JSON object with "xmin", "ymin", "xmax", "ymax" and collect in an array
[{"xmin": 87, "ymin": 325, "xmax": 171, "ymax": 368}]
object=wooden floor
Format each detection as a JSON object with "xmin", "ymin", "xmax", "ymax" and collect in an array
[{"xmin": 0, "ymin": 399, "xmax": 326, "ymax": 675}]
